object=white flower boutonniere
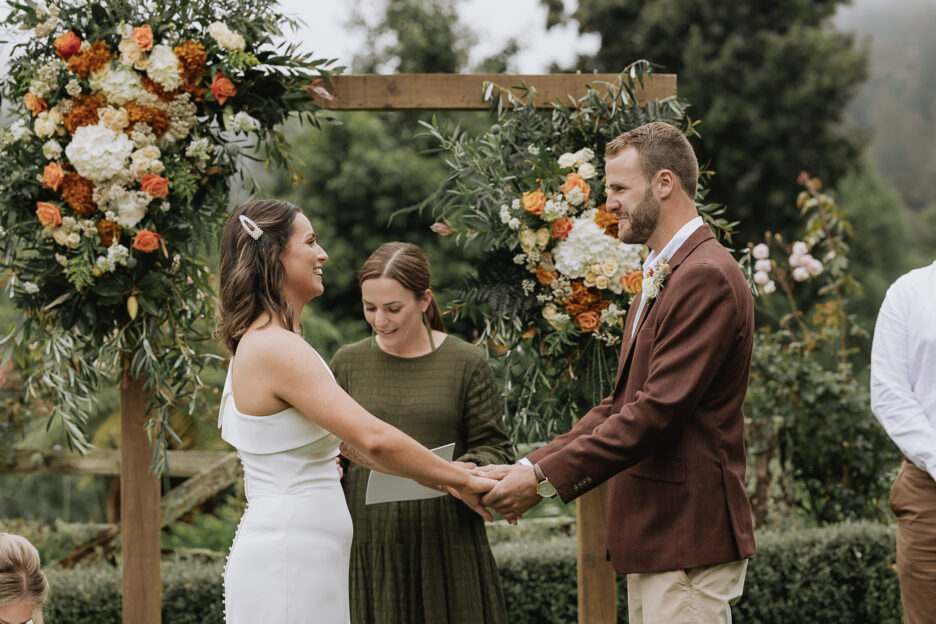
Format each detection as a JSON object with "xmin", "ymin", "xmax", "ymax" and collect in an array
[{"xmin": 641, "ymin": 257, "xmax": 671, "ymax": 300}]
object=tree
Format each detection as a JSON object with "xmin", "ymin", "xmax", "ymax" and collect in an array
[{"xmin": 551, "ymin": 0, "xmax": 869, "ymax": 244}]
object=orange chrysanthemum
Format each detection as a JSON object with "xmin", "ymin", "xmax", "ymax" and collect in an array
[
  {"xmin": 174, "ymin": 40, "xmax": 207, "ymax": 85},
  {"xmin": 593, "ymin": 204, "xmax": 618, "ymax": 238},
  {"xmin": 138, "ymin": 75, "xmax": 179, "ymax": 103},
  {"xmin": 60, "ymin": 172, "xmax": 97, "ymax": 217},
  {"xmin": 67, "ymin": 40, "xmax": 112, "ymax": 78},
  {"xmin": 124, "ymin": 102, "xmax": 171, "ymax": 137},
  {"xmin": 562, "ymin": 279, "xmax": 610, "ymax": 317},
  {"xmin": 64, "ymin": 94, "xmax": 107, "ymax": 134},
  {"xmin": 96, "ymin": 219, "xmax": 123, "ymax": 247}
]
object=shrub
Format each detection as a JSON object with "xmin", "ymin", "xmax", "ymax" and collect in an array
[{"xmin": 40, "ymin": 522, "xmax": 900, "ymax": 623}]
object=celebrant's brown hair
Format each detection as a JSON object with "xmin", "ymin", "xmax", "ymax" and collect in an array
[
  {"xmin": 358, "ymin": 242, "xmax": 446, "ymax": 332},
  {"xmin": 605, "ymin": 122, "xmax": 699, "ymax": 200},
  {"xmin": 215, "ymin": 199, "xmax": 301, "ymax": 355},
  {"xmin": 0, "ymin": 533, "xmax": 48, "ymax": 624}
]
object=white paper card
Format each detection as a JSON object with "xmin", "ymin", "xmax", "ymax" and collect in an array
[{"xmin": 364, "ymin": 442, "xmax": 456, "ymax": 505}]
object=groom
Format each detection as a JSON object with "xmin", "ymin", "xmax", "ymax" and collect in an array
[{"xmin": 479, "ymin": 122, "xmax": 756, "ymax": 622}]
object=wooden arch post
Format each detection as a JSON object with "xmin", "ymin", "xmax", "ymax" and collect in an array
[{"xmin": 315, "ymin": 72, "xmax": 677, "ymax": 624}]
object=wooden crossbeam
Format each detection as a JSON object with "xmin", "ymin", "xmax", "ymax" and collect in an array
[
  {"xmin": 58, "ymin": 452, "xmax": 239, "ymax": 569},
  {"xmin": 311, "ymin": 73, "xmax": 677, "ymax": 111},
  {"xmin": 1, "ymin": 449, "xmax": 232, "ymax": 478}
]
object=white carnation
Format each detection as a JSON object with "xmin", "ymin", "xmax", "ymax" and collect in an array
[
  {"xmin": 573, "ymin": 147, "xmax": 595, "ymax": 166},
  {"xmin": 88, "ymin": 66, "xmax": 144, "ymax": 105},
  {"xmin": 146, "ymin": 45, "xmax": 183, "ymax": 91},
  {"xmin": 557, "ymin": 152, "xmax": 576, "ymax": 169},
  {"xmin": 65, "ymin": 123, "xmax": 134, "ymax": 182}
]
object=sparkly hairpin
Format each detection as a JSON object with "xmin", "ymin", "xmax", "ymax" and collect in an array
[{"xmin": 238, "ymin": 215, "xmax": 263, "ymax": 240}]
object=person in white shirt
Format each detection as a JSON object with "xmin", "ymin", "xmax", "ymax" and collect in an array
[{"xmin": 870, "ymin": 260, "xmax": 936, "ymax": 624}]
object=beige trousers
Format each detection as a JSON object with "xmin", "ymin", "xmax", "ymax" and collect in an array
[
  {"xmin": 890, "ymin": 458, "xmax": 936, "ymax": 624},
  {"xmin": 626, "ymin": 559, "xmax": 748, "ymax": 624}
]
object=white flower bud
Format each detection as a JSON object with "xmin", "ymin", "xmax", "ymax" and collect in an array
[
  {"xmin": 792, "ymin": 267, "xmax": 809, "ymax": 282},
  {"xmin": 754, "ymin": 259, "xmax": 772, "ymax": 273},
  {"xmin": 754, "ymin": 271, "xmax": 770, "ymax": 286}
]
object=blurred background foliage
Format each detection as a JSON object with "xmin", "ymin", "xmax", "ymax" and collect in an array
[{"xmin": 2, "ymin": 0, "xmax": 934, "ymax": 550}]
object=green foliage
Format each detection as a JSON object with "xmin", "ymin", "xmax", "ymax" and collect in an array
[
  {"xmin": 161, "ymin": 496, "xmax": 242, "ymax": 553},
  {"xmin": 564, "ymin": 0, "xmax": 869, "ymax": 244},
  {"xmin": 743, "ymin": 175, "xmax": 900, "ymax": 527},
  {"xmin": 39, "ymin": 522, "xmax": 900, "ymax": 623}
]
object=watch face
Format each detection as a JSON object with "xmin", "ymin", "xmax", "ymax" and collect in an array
[{"xmin": 537, "ymin": 480, "xmax": 557, "ymax": 498}]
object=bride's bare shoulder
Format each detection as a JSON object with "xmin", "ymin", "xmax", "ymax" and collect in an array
[{"xmin": 236, "ymin": 326, "xmax": 312, "ymax": 366}]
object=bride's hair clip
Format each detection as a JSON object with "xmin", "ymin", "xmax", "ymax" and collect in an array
[{"xmin": 239, "ymin": 215, "xmax": 263, "ymax": 240}]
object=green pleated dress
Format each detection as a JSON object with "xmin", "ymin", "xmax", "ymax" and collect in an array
[{"xmin": 332, "ymin": 334, "xmax": 515, "ymax": 624}]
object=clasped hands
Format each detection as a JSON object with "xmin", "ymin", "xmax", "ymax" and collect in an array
[{"xmin": 446, "ymin": 462, "xmax": 542, "ymax": 524}]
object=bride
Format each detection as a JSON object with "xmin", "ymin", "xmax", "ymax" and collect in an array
[{"xmin": 215, "ymin": 199, "xmax": 495, "ymax": 623}]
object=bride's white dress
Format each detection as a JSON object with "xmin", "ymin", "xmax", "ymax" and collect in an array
[{"xmin": 219, "ymin": 354, "xmax": 353, "ymax": 623}]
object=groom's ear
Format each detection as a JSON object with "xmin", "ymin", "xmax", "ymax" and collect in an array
[{"xmin": 655, "ymin": 169, "xmax": 676, "ymax": 200}]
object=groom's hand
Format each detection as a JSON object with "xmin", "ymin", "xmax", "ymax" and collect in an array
[{"xmin": 479, "ymin": 464, "xmax": 540, "ymax": 521}]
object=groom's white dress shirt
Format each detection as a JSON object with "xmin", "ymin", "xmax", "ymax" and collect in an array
[
  {"xmin": 870, "ymin": 260, "xmax": 936, "ymax": 478},
  {"xmin": 631, "ymin": 216, "xmax": 704, "ymax": 337}
]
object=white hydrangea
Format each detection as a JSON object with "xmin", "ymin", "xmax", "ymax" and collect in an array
[
  {"xmin": 146, "ymin": 45, "xmax": 183, "ymax": 91},
  {"xmin": 89, "ymin": 66, "xmax": 144, "ymax": 105},
  {"xmin": 42, "ymin": 139, "xmax": 62, "ymax": 160},
  {"xmin": 65, "ymin": 123, "xmax": 134, "ymax": 182},
  {"xmin": 207, "ymin": 21, "xmax": 246, "ymax": 51},
  {"xmin": 553, "ymin": 208, "xmax": 643, "ymax": 295}
]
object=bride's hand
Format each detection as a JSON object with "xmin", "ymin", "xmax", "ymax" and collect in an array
[{"xmin": 446, "ymin": 473, "xmax": 497, "ymax": 521}]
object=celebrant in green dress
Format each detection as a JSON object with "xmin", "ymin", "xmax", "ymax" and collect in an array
[{"xmin": 333, "ymin": 242, "xmax": 514, "ymax": 624}]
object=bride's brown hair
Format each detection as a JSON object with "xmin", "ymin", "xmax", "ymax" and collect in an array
[
  {"xmin": 215, "ymin": 199, "xmax": 301, "ymax": 355},
  {"xmin": 358, "ymin": 242, "xmax": 446, "ymax": 332}
]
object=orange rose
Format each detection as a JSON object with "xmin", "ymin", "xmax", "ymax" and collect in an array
[
  {"xmin": 140, "ymin": 174, "xmax": 169, "ymax": 198},
  {"xmin": 54, "ymin": 31, "xmax": 82, "ymax": 60},
  {"xmin": 210, "ymin": 72, "xmax": 237, "ymax": 105},
  {"xmin": 521, "ymin": 189, "xmax": 546, "ymax": 216},
  {"xmin": 42, "ymin": 162, "xmax": 64, "ymax": 191},
  {"xmin": 35, "ymin": 202, "xmax": 62, "ymax": 227},
  {"xmin": 560, "ymin": 172, "xmax": 591, "ymax": 203},
  {"xmin": 621, "ymin": 270, "xmax": 643, "ymax": 294},
  {"xmin": 536, "ymin": 265, "xmax": 559, "ymax": 286},
  {"xmin": 132, "ymin": 24, "xmax": 154, "ymax": 51},
  {"xmin": 575, "ymin": 311, "xmax": 601, "ymax": 333},
  {"xmin": 550, "ymin": 217, "xmax": 573, "ymax": 240},
  {"xmin": 132, "ymin": 230, "xmax": 161, "ymax": 253},
  {"xmin": 24, "ymin": 93, "xmax": 47, "ymax": 117}
]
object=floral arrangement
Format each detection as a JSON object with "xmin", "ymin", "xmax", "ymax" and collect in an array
[
  {"xmin": 486, "ymin": 145, "xmax": 645, "ymax": 346},
  {"xmin": 0, "ymin": 0, "xmax": 338, "ymax": 467},
  {"xmin": 424, "ymin": 61, "xmax": 735, "ymax": 441}
]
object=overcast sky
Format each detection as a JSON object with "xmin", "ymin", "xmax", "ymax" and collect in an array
[{"xmin": 280, "ymin": 0, "xmax": 600, "ymax": 73}]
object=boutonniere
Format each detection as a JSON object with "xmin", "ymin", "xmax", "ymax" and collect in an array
[{"xmin": 641, "ymin": 257, "xmax": 671, "ymax": 300}]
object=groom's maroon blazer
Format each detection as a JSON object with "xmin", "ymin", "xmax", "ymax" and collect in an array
[{"xmin": 528, "ymin": 225, "xmax": 756, "ymax": 574}]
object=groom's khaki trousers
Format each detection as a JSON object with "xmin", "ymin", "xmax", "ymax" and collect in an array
[{"xmin": 626, "ymin": 559, "xmax": 748, "ymax": 624}]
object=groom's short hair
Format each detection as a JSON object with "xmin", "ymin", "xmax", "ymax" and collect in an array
[{"xmin": 605, "ymin": 122, "xmax": 698, "ymax": 200}]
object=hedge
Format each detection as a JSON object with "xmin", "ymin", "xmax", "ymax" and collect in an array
[{"xmin": 42, "ymin": 521, "xmax": 900, "ymax": 623}]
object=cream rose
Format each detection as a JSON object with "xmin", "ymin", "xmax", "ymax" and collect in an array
[
  {"xmin": 594, "ymin": 275, "xmax": 610, "ymax": 289},
  {"xmin": 557, "ymin": 152, "xmax": 576, "ymax": 168},
  {"xmin": 518, "ymin": 228, "xmax": 536, "ymax": 252},
  {"xmin": 600, "ymin": 258, "xmax": 618, "ymax": 277},
  {"xmin": 577, "ymin": 162, "xmax": 596, "ymax": 179},
  {"xmin": 535, "ymin": 227, "xmax": 550, "ymax": 249}
]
